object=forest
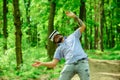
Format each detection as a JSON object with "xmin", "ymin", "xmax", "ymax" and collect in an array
[{"xmin": 0, "ymin": 0, "xmax": 120, "ymax": 80}]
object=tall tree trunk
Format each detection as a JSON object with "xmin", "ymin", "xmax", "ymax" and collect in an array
[
  {"xmin": 23, "ymin": 0, "xmax": 31, "ymax": 44},
  {"xmin": 89, "ymin": 0, "xmax": 93, "ymax": 49},
  {"xmin": 94, "ymin": 0, "xmax": 99, "ymax": 49},
  {"xmin": 108, "ymin": 1, "xmax": 115, "ymax": 48},
  {"xmin": 104, "ymin": 14, "xmax": 108, "ymax": 48},
  {"xmin": 3, "ymin": 0, "xmax": 8, "ymax": 54},
  {"xmin": 79, "ymin": 0, "xmax": 88, "ymax": 49},
  {"xmin": 110, "ymin": 11, "xmax": 115, "ymax": 48},
  {"xmin": 100, "ymin": 0, "xmax": 104, "ymax": 51},
  {"xmin": 107, "ymin": 9, "xmax": 112, "ymax": 48},
  {"xmin": 105, "ymin": 0, "xmax": 110, "ymax": 48},
  {"xmin": 13, "ymin": 0, "xmax": 23, "ymax": 69},
  {"xmin": 47, "ymin": 1, "xmax": 56, "ymax": 60},
  {"xmin": 31, "ymin": 23, "xmax": 38, "ymax": 46},
  {"xmin": 116, "ymin": 0, "xmax": 120, "ymax": 45},
  {"xmin": 111, "ymin": 3, "xmax": 116, "ymax": 48}
]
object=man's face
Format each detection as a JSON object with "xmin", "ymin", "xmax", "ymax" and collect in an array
[{"xmin": 54, "ymin": 34, "xmax": 63, "ymax": 43}]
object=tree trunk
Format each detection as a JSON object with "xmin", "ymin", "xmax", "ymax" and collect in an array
[
  {"xmin": 105, "ymin": 0, "xmax": 110, "ymax": 48},
  {"xmin": 94, "ymin": 0, "xmax": 99, "ymax": 49},
  {"xmin": 13, "ymin": 0, "xmax": 23, "ymax": 69},
  {"xmin": 3, "ymin": 0, "xmax": 8, "ymax": 54},
  {"xmin": 79, "ymin": 0, "xmax": 88, "ymax": 49},
  {"xmin": 104, "ymin": 15, "xmax": 108, "ymax": 48},
  {"xmin": 107, "ymin": 10, "xmax": 112, "ymax": 48},
  {"xmin": 47, "ymin": 1, "xmax": 56, "ymax": 60},
  {"xmin": 31, "ymin": 23, "xmax": 38, "ymax": 46},
  {"xmin": 89, "ymin": 0, "xmax": 93, "ymax": 49},
  {"xmin": 100, "ymin": 0, "xmax": 104, "ymax": 51},
  {"xmin": 116, "ymin": 0, "xmax": 120, "ymax": 45},
  {"xmin": 23, "ymin": 0, "xmax": 31, "ymax": 44},
  {"xmin": 111, "ymin": 6, "xmax": 116, "ymax": 48},
  {"xmin": 109, "ymin": 5, "xmax": 115, "ymax": 48}
]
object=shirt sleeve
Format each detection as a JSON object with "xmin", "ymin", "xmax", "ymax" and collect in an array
[
  {"xmin": 53, "ymin": 47, "xmax": 62, "ymax": 60},
  {"xmin": 73, "ymin": 28, "xmax": 81, "ymax": 38}
]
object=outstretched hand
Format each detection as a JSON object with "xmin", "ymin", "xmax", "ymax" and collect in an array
[
  {"xmin": 32, "ymin": 61, "xmax": 42, "ymax": 68},
  {"xmin": 65, "ymin": 11, "xmax": 76, "ymax": 18}
]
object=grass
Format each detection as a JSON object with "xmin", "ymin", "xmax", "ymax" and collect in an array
[
  {"xmin": 86, "ymin": 49, "xmax": 120, "ymax": 60},
  {"xmin": 0, "ymin": 46, "xmax": 61, "ymax": 80},
  {"xmin": 0, "ymin": 45, "xmax": 120, "ymax": 80}
]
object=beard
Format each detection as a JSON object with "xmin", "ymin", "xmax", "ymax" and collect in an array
[{"xmin": 56, "ymin": 36, "xmax": 63, "ymax": 43}]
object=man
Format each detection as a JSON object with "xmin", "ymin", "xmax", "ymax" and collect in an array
[{"xmin": 32, "ymin": 11, "xmax": 90, "ymax": 80}]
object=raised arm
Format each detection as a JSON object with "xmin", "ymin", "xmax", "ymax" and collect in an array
[{"xmin": 65, "ymin": 11, "xmax": 86, "ymax": 33}]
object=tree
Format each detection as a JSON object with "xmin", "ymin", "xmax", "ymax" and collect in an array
[
  {"xmin": 116, "ymin": 0, "xmax": 120, "ymax": 45},
  {"xmin": 100, "ymin": 0, "xmax": 104, "ymax": 51},
  {"xmin": 3, "ymin": 0, "xmax": 8, "ymax": 54},
  {"xmin": 23, "ymin": 0, "xmax": 31, "ymax": 44},
  {"xmin": 79, "ymin": 0, "xmax": 88, "ymax": 49},
  {"xmin": 47, "ymin": 0, "xmax": 56, "ymax": 60},
  {"xmin": 89, "ymin": 0, "xmax": 93, "ymax": 49},
  {"xmin": 106, "ymin": 0, "xmax": 116, "ymax": 48},
  {"xmin": 23, "ymin": 0, "xmax": 38, "ymax": 46},
  {"xmin": 13, "ymin": 0, "xmax": 23, "ymax": 69},
  {"xmin": 94, "ymin": 0, "xmax": 99, "ymax": 49},
  {"xmin": 105, "ymin": 0, "xmax": 110, "ymax": 48},
  {"xmin": 31, "ymin": 23, "xmax": 38, "ymax": 46}
]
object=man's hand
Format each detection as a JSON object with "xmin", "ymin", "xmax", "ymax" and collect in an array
[
  {"xmin": 65, "ymin": 11, "xmax": 86, "ymax": 33},
  {"xmin": 32, "ymin": 59, "xmax": 59, "ymax": 68},
  {"xmin": 65, "ymin": 11, "xmax": 76, "ymax": 18},
  {"xmin": 32, "ymin": 61, "xmax": 42, "ymax": 68}
]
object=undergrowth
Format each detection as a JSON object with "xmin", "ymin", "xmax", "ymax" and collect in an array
[{"xmin": 0, "ymin": 45, "xmax": 120, "ymax": 80}]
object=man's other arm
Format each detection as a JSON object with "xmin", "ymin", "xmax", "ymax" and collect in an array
[
  {"xmin": 74, "ymin": 16, "xmax": 86, "ymax": 33},
  {"xmin": 65, "ymin": 11, "xmax": 86, "ymax": 33}
]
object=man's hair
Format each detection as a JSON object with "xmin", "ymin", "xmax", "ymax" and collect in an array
[{"xmin": 53, "ymin": 34, "xmax": 62, "ymax": 43}]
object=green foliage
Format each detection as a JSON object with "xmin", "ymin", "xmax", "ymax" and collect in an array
[
  {"xmin": 112, "ymin": 45, "xmax": 120, "ymax": 50},
  {"xmin": 87, "ymin": 49, "xmax": 120, "ymax": 60},
  {"xmin": 0, "ymin": 46, "xmax": 61, "ymax": 80},
  {"xmin": 0, "ymin": 0, "xmax": 120, "ymax": 79},
  {"xmin": 0, "ymin": 46, "xmax": 119, "ymax": 79}
]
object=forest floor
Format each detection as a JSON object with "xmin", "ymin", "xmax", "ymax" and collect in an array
[
  {"xmin": 71, "ymin": 59, "xmax": 120, "ymax": 80},
  {"xmin": 39, "ymin": 58, "xmax": 120, "ymax": 80},
  {"xmin": 0, "ymin": 59, "xmax": 120, "ymax": 80}
]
